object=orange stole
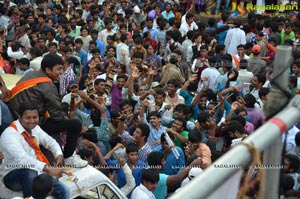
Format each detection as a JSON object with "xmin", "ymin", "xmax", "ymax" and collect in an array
[
  {"xmin": 9, "ymin": 122, "xmax": 50, "ymax": 165},
  {"xmin": 10, "ymin": 77, "xmax": 52, "ymax": 99}
]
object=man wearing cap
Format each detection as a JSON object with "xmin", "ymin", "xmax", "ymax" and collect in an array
[
  {"xmin": 162, "ymin": 53, "xmax": 185, "ymax": 86},
  {"xmin": 9, "ymin": 54, "xmax": 88, "ymax": 168},
  {"xmin": 131, "ymin": 6, "xmax": 145, "ymax": 27},
  {"xmin": 247, "ymin": 45, "xmax": 266, "ymax": 76}
]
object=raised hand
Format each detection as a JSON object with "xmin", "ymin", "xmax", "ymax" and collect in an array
[
  {"xmin": 131, "ymin": 68, "xmax": 141, "ymax": 79},
  {"xmin": 121, "ymin": 49, "xmax": 127, "ymax": 57},
  {"xmin": 189, "ymin": 74, "xmax": 198, "ymax": 82}
]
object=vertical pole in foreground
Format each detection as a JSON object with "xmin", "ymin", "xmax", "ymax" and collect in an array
[{"xmin": 263, "ymin": 45, "xmax": 293, "ymax": 199}]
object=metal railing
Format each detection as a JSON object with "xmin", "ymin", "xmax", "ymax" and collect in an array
[{"xmin": 169, "ymin": 46, "xmax": 300, "ymax": 199}]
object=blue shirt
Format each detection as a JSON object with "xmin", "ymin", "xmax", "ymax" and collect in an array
[
  {"xmin": 74, "ymin": 49, "xmax": 87, "ymax": 72},
  {"xmin": 153, "ymin": 173, "xmax": 168, "ymax": 199},
  {"xmin": 143, "ymin": 27, "xmax": 159, "ymax": 41},
  {"xmin": 105, "ymin": 159, "xmax": 146, "ymax": 196},
  {"xmin": 95, "ymin": 39, "xmax": 105, "ymax": 56},
  {"xmin": 153, "ymin": 145, "xmax": 185, "ymax": 175},
  {"xmin": 144, "ymin": 118, "xmax": 166, "ymax": 150},
  {"xmin": 179, "ymin": 89, "xmax": 194, "ymax": 105},
  {"xmin": 161, "ymin": 11, "xmax": 175, "ymax": 22},
  {"xmin": 216, "ymin": 22, "xmax": 228, "ymax": 45},
  {"xmin": 193, "ymin": 104, "xmax": 205, "ymax": 120}
]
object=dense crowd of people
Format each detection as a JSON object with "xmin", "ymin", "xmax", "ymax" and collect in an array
[{"xmin": 0, "ymin": 0, "xmax": 300, "ymax": 198}]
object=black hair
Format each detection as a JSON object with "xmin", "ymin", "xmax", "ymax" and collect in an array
[
  {"xmin": 142, "ymin": 169, "xmax": 160, "ymax": 183},
  {"xmin": 188, "ymin": 129, "xmax": 202, "ymax": 143},
  {"xmin": 197, "ymin": 111, "xmax": 210, "ymax": 124},
  {"xmin": 94, "ymin": 78, "xmax": 106, "ymax": 86},
  {"xmin": 294, "ymin": 132, "xmax": 300, "ymax": 146},
  {"xmin": 258, "ymin": 87, "xmax": 270, "ymax": 99},
  {"xmin": 173, "ymin": 116, "xmax": 187, "ymax": 130},
  {"xmin": 148, "ymin": 111, "xmax": 161, "ymax": 119},
  {"xmin": 147, "ymin": 151, "xmax": 164, "ymax": 167},
  {"xmin": 186, "ymin": 13, "xmax": 194, "ymax": 19},
  {"xmin": 117, "ymin": 73, "xmax": 128, "ymax": 81},
  {"xmin": 30, "ymin": 47, "xmax": 42, "ymax": 58},
  {"xmin": 255, "ymin": 73, "xmax": 267, "ymax": 85},
  {"xmin": 221, "ymin": 13, "xmax": 229, "ymax": 22},
  {"xmin": 119, "ymin": 99, "xmax": 133, "ymax": 109},
  {"xmin": 285, "ymin": 154, "xmax": 300, "ymax": 173},
  {"xmin": 174, "ymin": 104, "xmax": 186, "ymax": 113},
  {"xmin": 184, "ymin": 105, "xmax": 193, "ymax": 116},
  {"xmin": 155, "ymin": 89, "xmax": 166, "ymax": 97},
  {"xmin": 41, "ymin": 54, "xmax": 63, "ymax": 71},
  {"xmin": 82, "ymin": 128, "xmax": 98, "ymax": 143},
  {"xmin": 207, "ymin": 17, "xmax": 216, "ymax": 27},
  {"xmin": 32, "ymin": 173, "xmax": 53, "ymax": 199},
  {"xmin": 91, "ymin": 107, "xmax": 101, "ymax": 127},
  {"xmin": 243, "ymin": 94, "xmax": 257, "ymax": 108},
  {"xmin": 47, "ymin": 29, "xmax": 56, "ymax": 37},
  {"xmin": 19, "ymin": 58, "xmax": 30, "ymax": 66},
  {"xmin": 78, "ymin": 148, "xmax": 93, "ymax": 160},
  {"xmin": 235, "ymin": 107, "xmax": 248, "ymax": 116},
  {"xmin": 231, "ymin": 115, "xmax": 246, "ymax": 127},
  {"xmin": 19, "ymin": 101, "xmax": 40, "ymax": 116},
  {"xmin": 126, "ymin": 143, "xmax": 139, "ymax": 153},
  {"xmin": 167, "ymin": 79, "xmax": 180, "ymax": 88},
  {"xmin": 109, "ymin": 134, "xmax": 122, "ymax": 148},
  {"xmin": 227, "ymin": 120, "xmax": 245, "ymax": 134},
  {"xmin": 137, "ymin": 123, "xmax": 150, "ymax": 142},
  {"xmin": 215, "ymin": 44, "xmax": 225, "ymax": 54},
  {"xmin": 74, "ymin": 38, "xmax": 83, "ymax": 44},
  {"xmin": 240, "ymin": 59, "xmax": 248, "ymax": 69},
  {"xmin": 120, "ymin": 34, "xmax": 128, "ymax": 43},
  {"xmin": 48, "ymin": 42, "xmax": 58, "ymax": 48}
]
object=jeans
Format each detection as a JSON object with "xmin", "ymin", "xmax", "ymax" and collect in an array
[
  {"xmin": 0, "ymin": 100, "xmax": 14, "ymax": 134},
  {"xmin": 216, "ymin": 0, "xmax": 230, "ymax": 13},
  {"xmin": 41, "ymin": 119, "xmax": 81, "ymax": 158},
  {"xmin": 4, "ymin": 169, "xmax": 70, "ymax": 198}
]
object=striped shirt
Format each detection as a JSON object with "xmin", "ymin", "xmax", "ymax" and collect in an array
[{"xmin": 60, "ymin": 66, "xmax": 76, "ymax": 96}]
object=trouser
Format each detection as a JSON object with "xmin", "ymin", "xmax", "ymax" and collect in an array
[
  {"xmin": 41, "ymin": 119, "xmax": 81, "ymax": 158},
  {"xmin": 4, "ymin": 168, "xmax": 70, "ymax": 198},
  {"xmin": 216, "ymin": 0, "xmax": 231, "ymax": 13}
]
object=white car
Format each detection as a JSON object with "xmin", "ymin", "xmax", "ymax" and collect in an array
[{"xmin": 0, "ymin": 165, "xmax": 127, "ymax": 199}]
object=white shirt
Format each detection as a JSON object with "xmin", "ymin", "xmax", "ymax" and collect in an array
[
  {"xmin": 199, "ymin": 67, "xmax": 221, "ymax": 90},
  {"xmin": 131, "ymin": 184, "xmax": 155, "ymax": 199},
  {"xmin": 116, "ymin": 42, "xmax": 130, "ymax": 66},
  {"xmin": 179, "ymin": 15, "xmax": 198, "ymax": 37},
  {"xmin": 30, "ymin": 56, "xmax": 43, "ymax": 71},
  {"xmin": 7, "ymin": 47, "xmax": 24, "ymax": 59},
  {"xmin": 18, "ymin": 34, "xmax": 32, "ymax": 49},
  {"xmin": 0, "ymin": 120, "xmax": 63, "ymax": 173},
  {"xmin": 283, "ymin": 125, "xmax": 300, "ymax": 152},
  {"xmin": 232, "ymin": 54, "xmax": 250, "ymax": 69},
  {"xmin": 120, "ymin": 163, "xmax": 136, "ymax": 196},
  {"xmin": 98, "ymin": 29, "xmax": 116, "ymax": 46},
  {"xmin": 224, "ymin": 28, "xmax": 246, "ymax": 55}
]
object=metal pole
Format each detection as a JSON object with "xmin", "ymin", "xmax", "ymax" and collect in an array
[
  {"xmin": 264, "ymin": 45, "xmax": 293, "ymax": 118},
  {"xmin": 262, "ymin": 45, "xmax": 292, "ymax": 199},
  {"xmin": 169, "ymin": 98, "xmax": 300, "ymax": 199},
  {"xmin": 262, "ymin": 137, "xmax": 282, "ymax": 199}
]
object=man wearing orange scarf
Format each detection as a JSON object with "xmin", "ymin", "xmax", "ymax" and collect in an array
[{"xmin": 0, "ymin": 102, "xmax": 70, "ymax": 198}]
